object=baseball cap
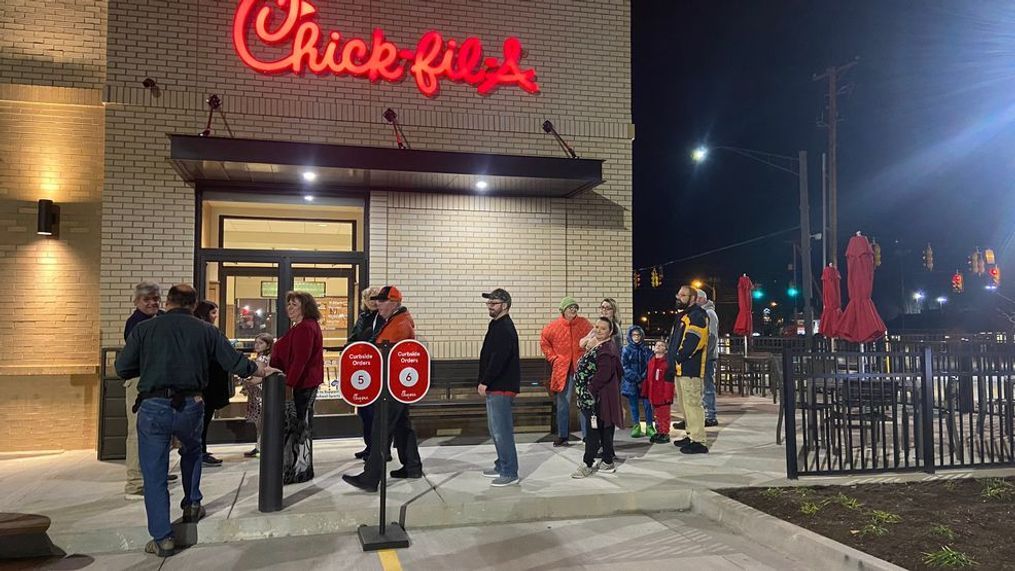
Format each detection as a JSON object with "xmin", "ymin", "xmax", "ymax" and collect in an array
[
  {"xmin": 369, "ymin": 285, "xmax": 402, "ymax": 302},
  {"xmin": 482, "ymin": 288, "xmax": 512, "ymax": 305}
]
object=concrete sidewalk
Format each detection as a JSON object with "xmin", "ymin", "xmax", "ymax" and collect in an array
[{"xmin": 16, "ymin": 394, "xmax": 994, "ymax": 559}]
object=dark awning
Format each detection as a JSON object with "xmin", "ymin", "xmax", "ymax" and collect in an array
[{"xmin": 168, "ymin": 135, "xmax": 603, "ymax": 198}]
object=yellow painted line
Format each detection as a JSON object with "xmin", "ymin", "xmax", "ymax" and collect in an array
[{"xmin": 378, "ymin": 549, "xmax": 403, "ymax": 571}]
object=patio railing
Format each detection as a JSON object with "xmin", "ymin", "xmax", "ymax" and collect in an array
[{"xmin": 783, "ymin": 345, "xmax": 1015, "ymax": 478}]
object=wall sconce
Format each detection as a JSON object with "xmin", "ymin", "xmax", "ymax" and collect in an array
[{"xmin": 37, "ymin": 199, "xmax": 60, "ymax": 237}]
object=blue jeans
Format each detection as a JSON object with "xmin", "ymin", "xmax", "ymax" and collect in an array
[
  {"xmin": 703, "ymin": 360, "xmax": 717, "ymax": 420},
  {"xmin": 555, "ymin": 373, "xmax": 588, "ymax": 439},
  {"xmin": 627, "ymin": 394, "xmax": 654, "ymax": 425},
  {"xmin": 486, "ymin": 394, "xmax": 519, "ymax": 479},
  {"xmin": 137, "ymin": 397, "xmax": 205, "ymax": 541}
]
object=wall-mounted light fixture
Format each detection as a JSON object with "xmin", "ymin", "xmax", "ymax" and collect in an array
[{"xmin": 37, "ymin": 199, "xmax": 60, "ymax": 237}]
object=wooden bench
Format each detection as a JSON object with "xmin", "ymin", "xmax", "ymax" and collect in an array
[{"xmin": 412, "ymin": 359, "xmax": 554, "ymax": 435}]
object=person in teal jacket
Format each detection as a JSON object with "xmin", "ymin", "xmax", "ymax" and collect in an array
[{"xmin": 620, "ymin": 325, "xmax": 654, "ymax": 437}]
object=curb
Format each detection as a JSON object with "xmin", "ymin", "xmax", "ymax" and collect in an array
[
  {"xmin": 689, "ymin": 489, "xmax": 906, "ymax": 571},
  {"xmin": 49, "ymin": 487, "xmax": 693, "ymax": 555}
]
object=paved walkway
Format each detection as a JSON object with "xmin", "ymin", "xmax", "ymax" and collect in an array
[
  {"xmin": 10, "ymin": 512, "xmax": 809, "ymax": 570},
  {"xmin": 4, "ymin": 395, "xmax": 1007, "ymax": 560}
]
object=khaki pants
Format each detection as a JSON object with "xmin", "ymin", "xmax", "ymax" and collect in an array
[
  {"xmin": 676, "ymin": 376, "xmax": 707, "ymax": 445},
  {"xmin": 124, "ymin": 378, "xmax": 144, "ymax": 494}
]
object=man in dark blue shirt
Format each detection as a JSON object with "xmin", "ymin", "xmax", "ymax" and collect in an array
[
  {"xmin": 123, "ymin": 281, "xmax": 165, "ymax": 500},
  {"xmin": 478, "ymin": 288, "xmax": 521, "ymax": 487}
]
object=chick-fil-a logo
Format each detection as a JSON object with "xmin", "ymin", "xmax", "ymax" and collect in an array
[{"xmin": 232, "ymin": 0, "xmax": 540, "ymax": 97}]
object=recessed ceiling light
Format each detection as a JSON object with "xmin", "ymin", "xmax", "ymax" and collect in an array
[
  {"xmin": 302, "ymin": 171, "xmax": 317, "ymax": 182},
  {"xmin": 303, "ymin": 195, "xmax": 314, "ymax": 202},
  {"xmin": 475, "ymin": 180, "xmax": 489, "ymax": 190}
]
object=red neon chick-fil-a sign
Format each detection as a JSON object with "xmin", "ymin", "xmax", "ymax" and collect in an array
[{"xmin": 232, "ymin": 0, "xmax": 540, "ymax": 97}]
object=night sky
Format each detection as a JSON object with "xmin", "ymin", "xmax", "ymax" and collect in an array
[{"xmin": 632, "ymin": 1, "xmax": 1015, "ymax": 331}]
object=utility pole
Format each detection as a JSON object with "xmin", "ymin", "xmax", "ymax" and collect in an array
[
  {"xmin": 814, "ymin": 60, "xmax": 858, "ymax": 269},
  {"xmin": 799, "ymin": 150, "xmax": 814, "ymax": 346}
]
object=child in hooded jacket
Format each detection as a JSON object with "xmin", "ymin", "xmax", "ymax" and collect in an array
[
  {"xmin": 621, "ymin": 325, "xmax": 655, "ymax": 438},
  {"xmin": 642, "ymin": 339, "xmax": 674, "ymax": 443}
]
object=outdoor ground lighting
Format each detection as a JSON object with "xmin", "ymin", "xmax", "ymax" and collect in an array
[{"xmin": 37, "ymin": 199, "xmax": 59, "ymax": 237}]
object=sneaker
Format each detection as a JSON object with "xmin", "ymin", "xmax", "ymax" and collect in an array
[
  {"xmin": 144, "ymin": 537, "xmax": 175, "ymax": 557},
  {"xmin": 673, "ymin": 437, "xmax": 692, "ymax": 448},
  {"xmin": 649, "ymin": 433, "xmax": 671, "ymax": 444},
  {"xmin": 182, "ymin": 503, "xmax": 206, "ymax": 523},
  {"xmin": 630, "ymin": 424, "xmax": 644, "ymax": 438},
  {"xmin": 553, "ymin": 437, "xmax": 571, "ymax": 448},
  {"xmin": 571, "ymin": 464, "xmax": 595, "ymax": 479},
  {"xmin": 243, "ymin": 448, "xmax": 259, "ymax": 458},
  {"xmin": 202, "ymin": 453, "xmax": 223, "ymax": 466},
  {"xmin": 646, "ymin": 423, "xmax": 657, "ymax": 438},
  {"xmin": 124, "ymin": 491, "xmax": 145, "ymax": 501},
  {"xmin": 705, "ymin": 418, "xmax": 719, "ymax": 427},
  {"xmin": 672, "ymin": 420, "xmax": 686, "ymax": 430},
  {"xmin": 595, "ymin": 461, "xmax": 616, "ymax": 474},
  {"xmin": 680, "ymin": 441, "xmax": 710, "ymax": 454},
  {"xmin": 390, "ymin": 467, "xmax": 424, "ymax": 479},
  {"xmin": 490, "ymin": 476, "xmax": 519, "ymax": 487},
  {"xmin": 354, "ymin": 449, "xmax": 369, "ymax": 460},
  {"xmin": 481, "ymin": 469, "xmax": 500, "ymax": 478}
]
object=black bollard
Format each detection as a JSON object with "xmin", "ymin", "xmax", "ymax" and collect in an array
[{"xmin": 259, "ymin": 372, "xmax": 285, "ymax": 513}]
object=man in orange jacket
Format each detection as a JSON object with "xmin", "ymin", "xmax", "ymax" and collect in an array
[
  {"xmin": 540, "ymin": 296, "xmax": 593, "ymax": 446},
  {"xmin": 343, "ymin": 285, "xmax": 424, "ymax": 492}
]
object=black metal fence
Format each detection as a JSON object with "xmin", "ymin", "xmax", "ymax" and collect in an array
[{"xmin": 783, "ymin": 345, "xmax": 1015, "ymax": 478}]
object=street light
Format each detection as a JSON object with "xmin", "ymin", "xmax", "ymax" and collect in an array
[
  {"xmin": 692, "ymin": 144, "xmax": 814, "ymax": 344},
  {"xmin": 936, "ymin": 296, "xmax": 948, "ymax": 304},
  {"xmin": 913, "ymin": 291, "xmax": 925, "ymax": 301}
]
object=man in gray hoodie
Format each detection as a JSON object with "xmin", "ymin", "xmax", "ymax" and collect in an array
[{"xmin": 697, "ymin": 290, "xmax": 720, "ymax": 426}]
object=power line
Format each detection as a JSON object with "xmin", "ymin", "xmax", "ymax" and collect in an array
[{"xmin": 635, "ymin": 225, "xmax": 800, "ymax": 272}]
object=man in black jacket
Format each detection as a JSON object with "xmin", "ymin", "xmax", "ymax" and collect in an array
[
  {"xmin": 478, "ymin": 288, "xmax": 521, "ymax": 486},
  {"xmin": 116, "ymin": 284, "xmax": 276, "ymax": 557}
]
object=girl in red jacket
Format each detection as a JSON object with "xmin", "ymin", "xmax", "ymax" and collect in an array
[{"xmin": 642, "ymin": 340, "xmax": 674, "ymax": 443}]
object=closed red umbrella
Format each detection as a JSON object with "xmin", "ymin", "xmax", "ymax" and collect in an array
[
  {"xmin": 819, "ymin": 265, "xmax": 844, "ymax": 338},
  {"xmin": 733, "ymin": 274, "xmax": 754, "ymax": 336},
  {"xmin": 836, "ymin": 234, "xmax": 887, "ymax": 343}
]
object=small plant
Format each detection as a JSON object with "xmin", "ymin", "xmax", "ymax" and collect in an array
[
  {"xmin": 859, "ymin": 523, "xmax": 889, "ymax": 538},
  {"xmin": 761, "ymin": 487, "xmax": 784, "ymax": 499},
  {"xmin": 870, "ymin": 510, "xmax": 902, "ymax": 525},
  {"xmin": 793, "ymin": 487, "xmax": 812, "ymax": 498},
  {"xmin": 833, "ymin": 492, "xmax": 863, "ymax": 510},
  {"xmin": 931, "ymin": 524, "xmax": 957, "ymax": 541},
  {"xmin": 800, "ymin": 500, "xmax": 824, "ymax": 516},
  {"xmin": 922, "ymin": 546, "xmax": 978, "ymax": 568},
  {"xmin": 980, "ymin": 478, "xmax": 1015, "ymax": 501}
]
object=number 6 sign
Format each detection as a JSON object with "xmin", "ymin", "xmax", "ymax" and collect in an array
[
  {"xmin": 387, "ymin": 339, "xmax": 431, "ymax": 404},
  {"xmin": 338, "ymin": 342, "xmax": 383, "ymax": 407}
]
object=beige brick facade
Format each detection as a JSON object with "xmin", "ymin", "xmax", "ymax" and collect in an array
[{"xmin": 1, "ymin": 0, "xmax": 632, "ymax": 451}]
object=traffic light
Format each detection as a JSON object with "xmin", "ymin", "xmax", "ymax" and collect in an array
[
  {"xmin": 952, "ymin": 271, "xmax": 964, "ymax": 293},
  {"xmin": 752, "ymin": 288, "xmax": 764, "ymax": 300},
  {"xmin": 650, "ymin": 266, "xmax": 662, "ymax": 288},
  {"xmin": 923, "ymin": 243, "xmax": 934, "ymax": 272},
  {"xmin": 633, "ymin": 270, "xmax": 641, "ymax": 289},
  {"xmin": 872, "ymin": 238, "xmax": 882, "ymax": 267},
  {"xmin": 971, "ymin": 249, "xmax": 984, "ymax": 275},
  {"xmin": 986, "ymin": 249, "xmax": 996, "ymax": 265},
  {"xmin": 990, "ymin": 266, "xmax": 1001, "ymax": 287},
  {"xmin": 787, "ymin": 284, "xmax": 800, "ymax": 298}
]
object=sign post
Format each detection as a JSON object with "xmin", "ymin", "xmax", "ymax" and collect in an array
[{"xmin": 357, "ymin": 339, "xmax": 431, "ymax": 552}]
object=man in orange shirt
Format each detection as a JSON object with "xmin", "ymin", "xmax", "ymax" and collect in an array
[
  {"xmin": 540, "ymin": 296, "xmax": 593, "ymax": 446},
  {"xmin": 343, "ymin": 286, "xmax": 423, "ymax": 492}
]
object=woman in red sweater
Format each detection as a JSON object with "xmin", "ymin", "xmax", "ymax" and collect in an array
[{"xmin": 270, "ymin": 291, "xmax": 324, "ymax": 484}]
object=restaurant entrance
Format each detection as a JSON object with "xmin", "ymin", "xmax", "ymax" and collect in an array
[{"xmin": 195, "ymin": 190, "xmax": 368, "ymax": 443}]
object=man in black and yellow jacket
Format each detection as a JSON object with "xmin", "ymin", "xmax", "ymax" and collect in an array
[{"xmin": 665, "ymin": 285, "xmax": 710, "ymax": 454}]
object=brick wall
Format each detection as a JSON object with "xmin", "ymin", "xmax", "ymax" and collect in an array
[
  {"xmin": 100, "ymin": 0, "xmax": 633, "ymax": 360},
  {"xmin": 0, "ymin": 1, "xmax": 106, "ymax": 451}
]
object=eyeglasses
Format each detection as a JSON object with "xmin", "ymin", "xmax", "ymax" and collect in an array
[
  {"xmin": 565, "ymin": 305, "xmax": 579, "ymax": 311},
  {"xmin": 600, "ymin": 305, "xmax": 613, "ymax": 310}
]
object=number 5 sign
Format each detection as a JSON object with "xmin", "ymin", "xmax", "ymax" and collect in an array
[
  {"xmin": 387, "ymin": 340, "xmax": 431, "ymax": 404},
  {"xmin": 338, "ymin": 342, "xmax": 383, "ymax": 407}
]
